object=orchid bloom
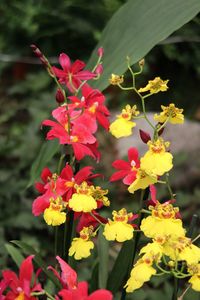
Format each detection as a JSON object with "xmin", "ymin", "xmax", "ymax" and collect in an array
[
  {"xmin": 52, "ymin": 53, "xmax": 96, "ymax": 93},
  {"xmin": 110, "ymin": 147, "xmax": 140, "ymax": 185},
  {"xmin": 42, "ymin": 106, "xmax": 99, "ymax": 161},
  {"xmin": 49, "ymin": 256, "xmax": 113, "ymax": 300},
  {"xmin": 69, "ymin": 84, "xmax": 110, "ymax": 132},
  {"xmin": 0, "ymin": 255, "xmax": 42, "ymax": 300}
]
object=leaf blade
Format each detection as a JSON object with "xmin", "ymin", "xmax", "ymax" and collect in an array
[{"xmin": 88, "ymin": 0, "xmax": 200, "ymax": 91}]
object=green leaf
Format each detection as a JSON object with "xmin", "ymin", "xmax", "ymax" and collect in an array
[
  {"xmin": 27, "ymin": 139, "xmax": 59, "ymax": 188},
  {"xmin": 88, "ymin": 0, "xmax": 200, "ymax": 91},
  {"xmin": 11, "ymin": 240, "xmax": 61, "ymax": 288},
  {"xmin": 5, "ymin": 243, "xmax": 24, "ymax": 267},
  {"xmin": 98, "ymin": 227, "xmax": 109, "ymax": 288},
  {"xmin": 107, "ymin": 239, "xmax": 135, "ymax": 293}
]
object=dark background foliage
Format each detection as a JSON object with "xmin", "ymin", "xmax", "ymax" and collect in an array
[{"xmin": 0, "ymin": 1, "xmax": 200, "ymax": 299}]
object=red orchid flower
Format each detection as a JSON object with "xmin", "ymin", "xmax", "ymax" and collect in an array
[
  {"xmin": 32, "ymin": 169, "xmax": 66, "ymax": 216},
  {"xmin": 52, "ymin": 53, "xmax": 96, "ymax": 93},
  {"xmin": 110, "ymin": 147, "xmax": 140, "ymax": 185},
  {"xmin": 59, "ymin": 164, "xmax": 101, "ymax": 201},
  {"xmin": 0, "ymin": 255, "xmax": 42, "ymax": 300},
  {"xmin": 32, "ymin": 164, "xmax": 101, "ymax": 216},
  {"xmin": 49, "ymin": 256, "xmax": 112, "ymax": 300},
  {"xmin": 42, "ymin": 106, "xmax": 99, "ymax": 161},
  {"xmin": 69, "ymin": 84, "xmax": 110, "ymax": 132}
]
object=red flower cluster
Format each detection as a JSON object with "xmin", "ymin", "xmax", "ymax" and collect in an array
[
  {"xmin": 32, "ymin": 164, "xmax": 107, "ymax": 230},
  {"xmin": 43, "ymin": 53, "xmax": 110, "ymax": 161},
  {"xmin": 0, "ymin": 255, "xmax": 42, "ymax": 300},
  {"xmin": 0, "ymin": 255, "xmax": 113, "ymax": 299}
]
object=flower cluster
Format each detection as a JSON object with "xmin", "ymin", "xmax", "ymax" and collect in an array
[
  {"xmin": 1, "ymin": 46, "xmax": 199, "ymax": 300},
  {"xmin": 0, "ymin": 255, "xmax": 113, "ymax": 299}
]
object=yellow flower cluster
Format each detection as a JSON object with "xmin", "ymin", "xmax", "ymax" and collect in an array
[{"xmin": 125, "ymin": 200, "xmax": 200, "ymax": 293}]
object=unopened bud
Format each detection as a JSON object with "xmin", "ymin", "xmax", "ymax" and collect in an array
[
  {"xmin": 97, "ymin": 47, "xmax": 104, "ymax": 57},
  {"xmin": 56, "ymin": 89, "xmax": 65, "ymax": 104},
  {"xmin": 30, "ymin": 44, "xmax": 42, "ymax": 58},
  {"xmin": 30, "ymin": 44, "xmax": 49, "ymax": 68},
  {"xmin": 168, "ymin": 261, "xmax": 175, "ymax": 268},
  {"xmin": 139, "ymin": 59, "xmax": 145, "ymax": 67},
  {"xmin": 95, "ymin": 64, "xmax": 103, "ymax": 75},
  {"xmin": 139, "ymin": 129, "xmax": 151, "ymax": 143}
]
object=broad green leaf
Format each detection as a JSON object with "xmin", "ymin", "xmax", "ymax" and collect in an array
[
  {"xmin": 5, "ymin": 243, "xmax": 24, "ymax": 267},
  {"xmin": 27, "ymin": 139, "xmax": 59, "ymax": 187},
  {"xmin": 88, "ymin": 0, "xmax": 200, "ymax": 91},
  {"xmin": 11, "ymin": 240, "xmax": 61, "ymax": 288},
  {"xmin": 107, "ymin": 239, "xmax": 135, "ymax": 293},
  {"xmin": 98, "ymin": 227, "xmax": 109, "ymax": 288}
]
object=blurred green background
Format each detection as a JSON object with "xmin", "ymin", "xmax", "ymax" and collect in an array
[{"xmin": 0, "ymin": 1, "xmax": 200, "ymax": 299}]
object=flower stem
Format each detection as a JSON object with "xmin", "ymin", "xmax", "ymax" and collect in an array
[{"xmin": 165, "ymin": 173, "xmax": 175, "ymax": 200}]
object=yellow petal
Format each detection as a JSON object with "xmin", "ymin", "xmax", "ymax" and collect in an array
[
  {"xmin": 109, "ymin": 118, "xmax": 136, "ymax": 138},
  {"xmin": 68, "ymin": 194, "xmax": 97, "ymax": 212},
  {"xmin": 69, "ymin": 238, "xmax": 94, "ymax": 260},
  {"xmin": 103, "ymin": 221, "xmax": 133, "ymax": 242},
  {"xmin": 140, "ymin": 216, "xmax": 185, "ymax": 239}
]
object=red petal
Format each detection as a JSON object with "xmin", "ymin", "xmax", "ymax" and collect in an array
[
  {"xmin": 128, "ymin": 148, "xmax": 139, "ymax": 166},
  {"xmin": 60, "ymin": 164, "xmax": 73, "ymax": 180},
  {"xmin": 32, "ymin": 194, "xmax": 50, "ymax": 216},
  {"xmin": 51, "ymin": 66, "xmax": 67, "ymax": 78},
  {"xmin": 72, "ymin": 143, "xmax": 95, "ymax": 161},
  {"xmin": 150, "ymin": 185, "xmax": 157, "ymax": 204},
  {"xmin": 112, "ymin": 160, "xmax": 130, "ymax": 170},
  {"xmin": 88, "ymin": 289, "xmax": 113, "ymax": 300},
  {"xmin": 71, "ymin": 60, "xmax": 85, "ymax": 73},
  {"xmin": 56, "ymin": 256, "xmax": 77, "ymax": 289},
  {"xmin": 19, "ymin": 255, "xmax": 34, "ymax": 285},
  {"xmin": 35, "ymin": 182, "xmax": 45, "ymax": 194},
  {"xmin": 41, "ymin": 167, "xmax": 52, "ymax": 183},
  {"xmin": 123, "ymin": 172, "xmax": 137, "ymax": 185},
  {"xmin": 59, "ymin": 53, "xmax": 71, "ymax": 71},
  {"xmin": 75, "ymin": 166, "xmax": 93, "ymax": 184},
  {"xmin": 110, "ymin": 170, "xmax": 129, "ymax": 182},
  {"xmin": 96, "ymin": 112, "xmax": 110, "ymax": 130}
]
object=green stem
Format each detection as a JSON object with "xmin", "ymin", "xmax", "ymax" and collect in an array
[
  {"xmin": 133, "ymin": 88, "xmax": 156, "ymax": 131},
  {"xmin": 177, "ymin": 284, "xmax": 191, "ymax": 300},
  {"xmin": 165, "ymin": 173, "xmax": 174, "ymax": 200},
  {"xmin": 57, "ymin": 153, "xmax": 65, "ymax": 174},
  {"xmin": 31, "ymin": 290, "xmax": 55, "ymax": 300},
  {"xmin": 90, "ymin": 212, "xmax": 105, "ymax": 226}
]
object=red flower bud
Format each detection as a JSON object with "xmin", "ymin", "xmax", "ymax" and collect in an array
[
  {"xmin": 95, "ymin": 64, "xmax": 103, "ymax": 75},
  {"xmin": 97, "ymin": 47, "xmax": 104, "ymax": 57},
  {"xmin": 139, "ymin": 129, "xmax": 151, "ymax": 143},
  {"xmin": 30, "ymin": 44, "xmax": 42, "ymax": 58},
  {"xmin": 56, "ymin": 89, "xmax": 65, "ymax": 104}
]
